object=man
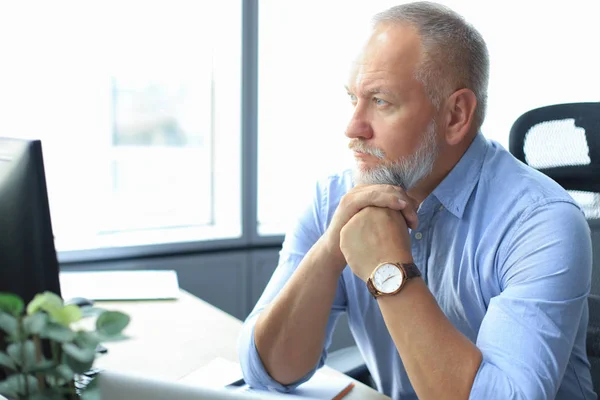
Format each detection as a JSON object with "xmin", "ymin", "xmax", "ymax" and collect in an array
[{"xmin": 238, "ymin": 2, "xmax": 596, "ymax": 399}]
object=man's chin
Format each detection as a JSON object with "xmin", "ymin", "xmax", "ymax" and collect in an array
[
  {"xmin": 351, "ymin": 165, "xmax": 383, "ymax": 186},
  {"xmin": 351, "ymin": 164, "xmax": 413, "ymax": 189},
  {"xmin": 351, "ymin": 167, "xmax": 365, "ymax": 186}
]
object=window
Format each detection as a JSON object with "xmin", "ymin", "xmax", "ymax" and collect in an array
[
  {"xmin": 257, "ymin": 0, "xmax": 600, "ymax": 235},
  {"xmin": 0, "ymin": 1, "xmax": 242, "ymax": 253}
]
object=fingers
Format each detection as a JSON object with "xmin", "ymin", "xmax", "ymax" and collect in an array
[
  {"xmin": 352, "ymin": 184, "xmax": 403, "ymax": 195},
  {"xmin": 399, "ymin": 201, "xmax": 418, "ymax": 230},
  {"xmin": 338, "ymin": 185, "xmax": 419, "ymax": 229}
]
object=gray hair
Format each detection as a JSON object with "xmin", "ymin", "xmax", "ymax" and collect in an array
[{"xmin": 372, "ymin": 1, "xmax": 489, "ymax": 129}]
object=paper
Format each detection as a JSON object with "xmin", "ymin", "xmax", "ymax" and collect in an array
[
  {"xmin": 238, "ymin": 367, "xmax": 354, "ymax": 400},
  {"xmin": 178, "ymin": 357, "xmax": 244, "ymax": 389},
  {"xmin": 59, "ymin": 270, "xmax": 180, "ymax": 301},
  {"xmin": 181, "ymin": 358, "xmax": 354, "ymax": 399},
  {"xmin": 286, "ymin": 369, "xmax": 354, "ymax": 400}
]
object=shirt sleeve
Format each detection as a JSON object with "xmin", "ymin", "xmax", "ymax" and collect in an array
[
  {"xmin": 237, "ymin": 178, "xmax": 348, "ymax": 392},
  {"xmin": 469, "ymin": 200, "xmax": 592, "ymax": 399}
]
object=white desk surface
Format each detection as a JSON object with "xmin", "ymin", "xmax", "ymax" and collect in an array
[{"xmin": 93, "ymin": 290, "xmax": 390, "ymax": 399}]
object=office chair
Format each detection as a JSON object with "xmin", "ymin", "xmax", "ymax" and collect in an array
[
  {"xmin": 509, "ymin": 102, "xmax": 600, "ymax": 217},
  {"xmin": 509, "ymin": 102, "xmax": 600, "ymax": 393}
]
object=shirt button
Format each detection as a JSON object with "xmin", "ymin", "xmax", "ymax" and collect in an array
[
  {"xmin": 439, "ymin": 205, "xmax": 444, "ymax": 211},
  {"xmin": 415, "ymin": 232, "xmax": 423, "ymax": 240}
]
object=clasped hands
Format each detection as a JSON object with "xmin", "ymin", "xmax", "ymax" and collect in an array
[{"xmin": 323, "ymin": 184, "xmax": 419, "ymax": 282}]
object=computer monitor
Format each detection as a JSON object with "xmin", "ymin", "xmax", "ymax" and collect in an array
[{"xmin": 0, "ymin": 137, "xmax": 61, "ymax": 310}]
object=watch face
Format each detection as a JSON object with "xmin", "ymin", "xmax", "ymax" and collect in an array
[{"xmin": 373, "ymin": 263, "xmax": 404, "ymax": 294}]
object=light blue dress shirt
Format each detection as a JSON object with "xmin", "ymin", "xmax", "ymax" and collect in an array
[{"xmin": 238, "ymin": 133, "xmax": 596, "ymax": 399}]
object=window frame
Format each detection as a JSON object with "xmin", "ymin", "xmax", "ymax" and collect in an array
[{"xmin": 58, "ymin": 0, "xmax": 284, "ymax": 265}]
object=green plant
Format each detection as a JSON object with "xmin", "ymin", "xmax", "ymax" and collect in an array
[{"xmin": 0, "ymin": 292, "xmax": 130, "ymax": 400}]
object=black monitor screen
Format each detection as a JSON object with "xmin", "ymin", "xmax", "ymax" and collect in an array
[{"xmin": 0, "ymin": 138, "xmax": 61, "ymax": 307}]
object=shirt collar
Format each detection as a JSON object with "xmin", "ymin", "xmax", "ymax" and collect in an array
[{"xmin": 430, "ymin": 132, "xmax": 489, "ymax": 219}]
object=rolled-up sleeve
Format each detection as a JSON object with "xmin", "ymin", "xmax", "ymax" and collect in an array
[
  {"xmin": 237, "ymin": 179, "xmax": 348, "ymax": 392},
  {"xmin": 469, "ymin": 200, "xmax": 592, "ymax": 399}
]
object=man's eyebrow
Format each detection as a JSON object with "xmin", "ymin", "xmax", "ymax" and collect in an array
[{"xmin": 344, "ymin": 85, "xmax": 396, "ymax": 97}]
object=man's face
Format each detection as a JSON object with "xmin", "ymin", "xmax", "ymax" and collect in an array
[{"xmin": 346, "ymin": 23, "xmax": 440, "ymax": 189}]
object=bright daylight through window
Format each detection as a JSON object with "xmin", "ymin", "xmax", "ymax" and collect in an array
[
  {"xmin": 257, "ymin": 0, "xmax": 600, "ymax": 236},
  {"xmin": 0, "ymin": 1, "xmax": 241, "ymax": 254}
]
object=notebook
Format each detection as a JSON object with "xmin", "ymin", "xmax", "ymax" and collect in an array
[{"xmin": 59, "ymin": 270, "xmax": 180, "ymax": 301}]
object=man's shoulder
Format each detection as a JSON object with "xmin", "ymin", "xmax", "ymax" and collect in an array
[{"xmin": 480, "ymin": 141, "xmax": 580, "ymax": 213}]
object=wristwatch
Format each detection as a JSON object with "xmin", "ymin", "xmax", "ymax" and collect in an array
[{"xmin": 366, "ymin": 262, "xmax": 421, "ymax": 298}]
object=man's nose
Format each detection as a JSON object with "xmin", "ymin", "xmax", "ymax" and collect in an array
[{"xmin": 345, "ymin": 105, "xmax": 373, "ymax": 140}]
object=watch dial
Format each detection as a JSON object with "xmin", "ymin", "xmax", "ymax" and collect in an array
[{"xmin": 374, "ymin": 264, "xmax": 403, "ymax": 293}]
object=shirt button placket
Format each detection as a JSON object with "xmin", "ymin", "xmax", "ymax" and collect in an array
[{"xmin": 411, "ymin": 218, "xmax": 427, "ymax": 283}]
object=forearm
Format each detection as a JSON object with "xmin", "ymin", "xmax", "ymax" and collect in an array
[
  {"xmin": 254, "ymin": 238, "xmax": 344, "ymax": 385},
  {"xmin": 378, "ymin": 278, "xmax": 482, "ymax": 400}
]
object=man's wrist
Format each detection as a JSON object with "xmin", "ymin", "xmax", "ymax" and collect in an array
[
  {"xmin": 377, "ymin": 247, "xmax": 414, "ymax": 265},
  {"xmin": 316, "ymin": 235, "xmax": 347, "ymax": 276}
]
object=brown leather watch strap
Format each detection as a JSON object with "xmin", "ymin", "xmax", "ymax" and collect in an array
[
  {"xmin": 366, "ymin": 278, "xmax": 379, "ymax": 298},
  {"xmin": 402, "ymin": 262, "xmax": 421, "ymax": 280}
]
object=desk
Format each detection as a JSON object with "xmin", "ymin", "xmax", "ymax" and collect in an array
[{"xmin": 93, "ymin": 290, "xmax": 390, "ymax": 400}]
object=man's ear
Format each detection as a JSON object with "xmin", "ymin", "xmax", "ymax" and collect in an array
[{"xmin": 441, "ymin": 88, "xmax": 477, "ymax": 146}]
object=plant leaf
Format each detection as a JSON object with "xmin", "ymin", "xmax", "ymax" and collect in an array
[
  {"xmin": 80, "ymin": 306, "xmax": 106, "ymax": 319},
  {"xmin": 55, "ymin": 363, "xmax": 75, "ymax": 381},
  {"xmin": 23, "ymin": 312, "xmax": 48, "ymax": 335},
  {"xmin": 0, "ymin": 293, "xmax": 24, "ymax": 316},
  {"xmin": 7, "ymin": 340, "xmax": 36, "ymax": 368},
  {"xmin": 0, "ymin": 375, "xmax": 18, "ymax": 397},
  {"xmin": 27, "ymin": 291, "xmax": 63, "ymax": 316},
  {"xmin": 62, "ymin": 343, "xmax": 95, "ymax": 363},
  {"xmin": 0, "ymin": 374, "xmax": 38, "ymax": 396},
  {"xmin": 96, "ymin": 311, "xmax": 130, "ymax": 336},
  {"xmin": 74, "ymin": 330, "xmax": 100, "ymax": 350},
  {"xmin": 45, "ymin": 364, "xmax": 73, "ymax": 388},
  {"xmin": 0, "ymin": 351, "xmax": 16, "ymax": 370},
  {"xmin": 30, "ymin": 393, "xmax": 66, "ymax": 400},
  {"xmin": 0, "ymin": 311, "xmax": 18, "ymax": 337},
  {"xmin": 62, "ymin": 351, "xmax": 95, "ymax": 374},
  {"xmin": 49, "ymin": 304, "xmax": 82, "ymax": 327},
  {"xmin": 40, "ymin": 322, "xmax": 76, "ymax": 343},
  {"xmin": 24, "ymin": 358, "xmax": 55, "ymax": 374}
]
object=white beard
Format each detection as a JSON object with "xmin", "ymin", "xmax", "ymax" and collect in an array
[{"xmin": 351, "ymin": 120, "xmax": 438, "ymax": 190}]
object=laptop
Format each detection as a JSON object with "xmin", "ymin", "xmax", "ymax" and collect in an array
[{"xmin": 97, "ymin": 370, "xmax": 292, "ymax": 400}]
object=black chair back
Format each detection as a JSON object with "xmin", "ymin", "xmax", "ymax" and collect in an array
[{"xmin": 509, "ymin": 102, "xmax": 600, "ymax": 218}]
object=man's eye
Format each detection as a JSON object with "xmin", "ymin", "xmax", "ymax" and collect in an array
[
  {"xmin": 374, "ymin": 97, "xmax": 388, "ymax": 106},
  {"xmin": 348, "ymin": 93, "xmax": 357, "ymax": 103}
]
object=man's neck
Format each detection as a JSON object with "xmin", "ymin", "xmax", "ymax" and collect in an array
[
  {"xmin": 408, "ymin": 133, "xmax": 477, "ymax": 205},
  {"xmin": 407, "ymin": 166, "xmax": 450, "ymax": 205}
]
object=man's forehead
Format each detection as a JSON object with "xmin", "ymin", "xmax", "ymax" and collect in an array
[{"xmin": 346, "ymin": 23, "xmax": 421, "ymax": 90}]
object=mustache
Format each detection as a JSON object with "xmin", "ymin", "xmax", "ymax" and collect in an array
[{"xmin": 348, "ymin": 140, "xmax": 385, "ymax": 159}]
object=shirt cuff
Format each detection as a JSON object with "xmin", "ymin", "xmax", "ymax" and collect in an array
[{"xmin": 469, "ymin": 358, "xmax": 522, "ymax": 400}]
